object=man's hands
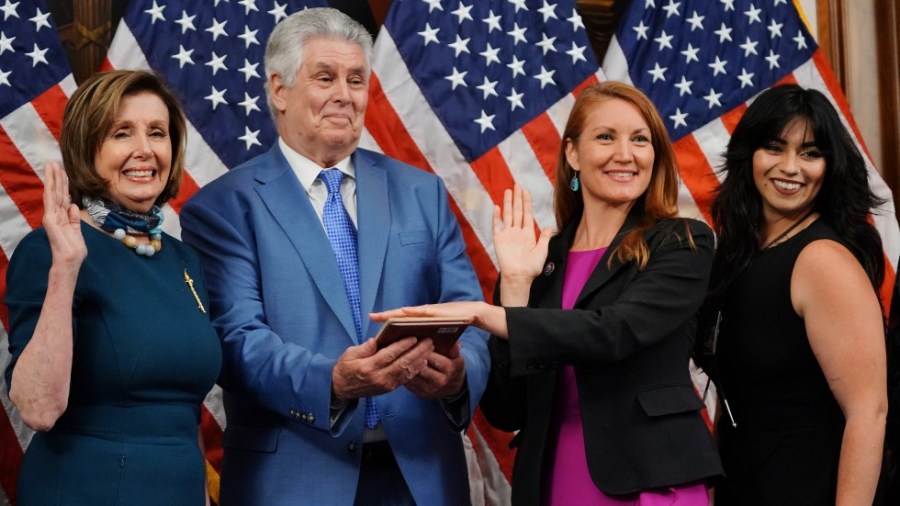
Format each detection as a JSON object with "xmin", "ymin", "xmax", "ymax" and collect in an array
[{"xmin": 331, "ymin": 336, "xmax": 467, "ymax": 401}]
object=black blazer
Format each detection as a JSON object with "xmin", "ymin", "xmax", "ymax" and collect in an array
[{"xmin": 481, "ymin": 214, "xmax": 724, "ymax": 504}]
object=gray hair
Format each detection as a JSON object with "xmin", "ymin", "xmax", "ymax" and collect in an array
[{"xmin": 264, "ymin": 7, "xmax": 374, "ymax": 119}]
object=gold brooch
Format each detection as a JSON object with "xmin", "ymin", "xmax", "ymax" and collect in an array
[{"xmin": 183, "ymin": 269, "xmax": 207, "ymax": 314}]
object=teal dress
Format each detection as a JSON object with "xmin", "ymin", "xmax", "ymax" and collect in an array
[{"xmin": 5, "ymin": 222, "xmax": 222, "ymax": 505}]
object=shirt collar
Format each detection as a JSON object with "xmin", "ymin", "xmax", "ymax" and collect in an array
[{"xmin": 278, "ymin": 137, "xmax": 355, "ymax": 193}]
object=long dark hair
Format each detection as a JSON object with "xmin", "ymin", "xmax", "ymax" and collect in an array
[{"xmin": 710, "ymin": 84, "xmax": 885, "ymax": 294}]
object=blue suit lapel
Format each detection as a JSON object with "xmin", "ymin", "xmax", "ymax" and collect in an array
[
  {"xmin": 254, "ymin": 146, "xmax": 358, "ymax": 341},
  {"xmin": 354, "ymin": 150, "xmax": 390, "ymax": 339}
]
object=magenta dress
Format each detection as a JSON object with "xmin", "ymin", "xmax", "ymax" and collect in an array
[{"xmin": 545, "ymin": 248, "xmax": 708, "ymax": 506}]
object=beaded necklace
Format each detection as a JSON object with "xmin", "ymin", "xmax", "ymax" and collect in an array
[{"xmin": 83, "ymin": 196, "xmax": 164, "ymax": 257}]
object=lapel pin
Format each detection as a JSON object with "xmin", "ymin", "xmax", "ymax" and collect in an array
[{"xmin": 542, "ymin": 261, "xmax": 555, "ymax": 276}]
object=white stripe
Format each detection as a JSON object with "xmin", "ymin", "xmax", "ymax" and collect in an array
[
  {"xmin": 372, "ymin": 29, "xmax": 498, "ymax": 267},
  {"xmin": 545, "ymin": 92, "xmax": 574, "ymax": 137},
  {"xmin": 496, "ymin": 131, "xmax": 556, "ymax": 231},
  {"xmin": 0, "ymin": 327, "xmax": 35, "ymax": 451},
  {"xmin": 0, "ymin": 182, "xmax": 36, "ymax": 260},
  {"xmin": 676, "ymin": 182, "xmax": 705, "ymax": 223},
  {"xmin": 1, "ymin": 100, "xmax": 63, "ymax": 178},
  {"xmin": 792, "ymin": 59, "xmax": 900, "ymax": 269},
  {"xmin": 600, "ymin": 36, "xmax": 634, "ymax": 85},
  {"xmin": 59, "ymin": 74, "xmax": 77, "ymax": 97},
  {"xmin": 470, "ymin": 425, "xmax": 512, "ymax": 505},
  {"xmin": 107, "ymin": 21, "xmax": 229, "ymax": 188},
  {"xmin": 203, "ymin": 384, "xmax": 227, "ymax": 430}
]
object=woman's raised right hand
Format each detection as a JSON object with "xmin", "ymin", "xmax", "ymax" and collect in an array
[
  {"xmin": 42, "ymin": 162, "xmax": 87, "ymax": 268},
  {"xmin": 492, "ymin": 185, "xmax": 553, "ymax": 286}
]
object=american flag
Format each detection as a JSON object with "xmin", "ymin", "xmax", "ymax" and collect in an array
[
  {"xmin": 601, "ymin": 0, "xmax": 899, "ymax": 301},
  {"xmin": 362, "ymin": 1, "xmax": 604, "ymax": 502},
  {"xmin": 0, "ymin": 0, "xmax": 76, "ymax": 503}
]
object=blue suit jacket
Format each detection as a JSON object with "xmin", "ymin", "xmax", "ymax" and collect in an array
[{"xmin": 180, "ymin": 145, "xmax": 489, "ymax": 505}]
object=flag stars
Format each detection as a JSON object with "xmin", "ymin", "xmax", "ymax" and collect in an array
[
  {"xmin": 662, "ymin": 0, "xmax": 681, "ymax": 18},
  {"xmin": 536, "ymin": 33, "xmax": 557, "ymax": 55},
  {"xmin": 767, "ymin": 19, "xmax": 783, "ymax": 38},
  {"xmin": 451, "ymin": 3, "xmax": 473, "ymax": 23},
  {"xmin": 720, "ymin": 0, "xmax": 735, "ymax": 11},
  {"xmin": 507, "ymin": 88, "xmax": 525, "ymax": 111},
  {"xmin": 480, "ymin": 43, "xmax": 501, "ymax": 66},
  {"xmin": 737, "ymin": 68, "xmax": 755, "ymax": 88},
  {"xmin": 533, "ymin": 65, "xmax": 556, "ymax": 88},
  {"xmin": 175, "ymin": 11, "xmax": 196, "ymax": 33},
  {"xmin": 238, "ymin": 0, "xmax": 259, "ymax": 15},
  {"xmin": 448, "ymin": 35, "xmax": 471, "ymax": 57},
  {"xmin": 171, "ymin": 45, "xmax": 195, "ymax": 68},
  {"xmin": 793, "ymin": 30, "xmax": 808, "ymax": 50},
  {"xmin": 654, "ymin": 31, "xmax": 674, "ymax": 51},
  {"xmin": 675, "ymin": 76, "xmax": 692, "ymax": 96},
  {"xmin": 238, "ymin": 126, "xmax": 262, "ymax": 150},
  {"xmin": 445, "ymin": 67, "xmax": 468, "ymax": 90},
  {"xmin": 476, "ymin": 76, "xmax": 499, "ymax": 100},
  {"xmin": 538, "ymin": 1, "xmax": 558, "ymax": 22},
  {"xmin": 474, "ymin": 110, "xmax": 495, "ymax": 133},
  {"xmin": 25, "ymin": 43, "xmax": 48, "ymax": 66},
  {"xmin": 645, "ymin": 0, "xmax": 656, "ymax": 7},
  {"xmin": 422, "ymin": 0, "xmax": 443, "ymax": 13},
  {"xmin": 566, "ymin": 42, "xmax": 587, "ymax": 64},
  {"xmin": 205, "ymin": 86, "xmax": 228, "ymax": 110},
  {"xmin": 567, "ymin": 9, "xmax": 584, "ymax": 31},
  {"xmin": 669, "ymin": 108, "xmax": 688, "ymax": 129},
  {"xmin": 686, "ymin": 11, "xmax": 704, "ymax": 31},
  {"xmin": 0, "ymin": 31, "xmax": 14, "ymax": 55},
  {"xmin": 765, "ymin": 49, "xmax": 781, "ymax": 69},
  {"xmin": 714, "ymin": 23, "xmax": 733, "ymax": 43},
  {"xmin": 509, "ymin": 0, "xmax": 528, "ymax": 13},
  {"xmin": 508, "ymin": 23, "xmax": 528, "ymax": 45},
  {"xmin": 418, "ymin": 23, "xmax": 440, "ymax": 46},
  {"xmin": 740, "ymin": 36, "xmax": 759, "ymax": 57},
  {"xmin": 680, "ymin": 43, "xmax": 699, "ymax": 64},
  {"xmin": 239, "ymin": 59, "xmax": 260, "ymax": 81},
  {"xmin": 206, "ymin": 18, "xmax": 228, "ymax": 41},
  {"xmin": 29, "ymin": 8, "xmax": 51, "ymax": 31},
  {"xmin": 238, "ymin": 26, "xmax": 259, "ymax": 48},
  {"xmin": 708, "ymin": 56, "xmax": 727, "ymax": 76},
  {"xmin": 268, "ymin": 2, "xmax": 288, "ymax": 23},
  {"xmin": 239, "ymin": 93, "xmax": 260, "ymax": 115},
  {"xmin": 205, "ymin": 52, "xmax": 228, "ymax": 75},
  {"xmin": 507, "ymin": 55, "xmax": 526, "ymax": 78},
  {"xmin": 774, "ymin": 0, "xmax": 788, "ymax": 5},
  {"xmin": 483, "ymin": 11, "xmax": 502, "ymax": 33},
  {"xmin": 703, "ymin": 88, "xmax": 723, "ymax": 109},
  {"xmin": 633, "ymin": 21, "xmax": 650, "ymax": 40},
  {"xmin": 647, "ymin": 62, "xmax": 667, "ymax": 82},
  {"xmin": 144, "ymin": 1, "xmax": 165, "ymax": 24},
  {"xmin": 0, "ymin": 0, "xmax": 19, "ymax": 20},
  {"xmin": 0, "ymin": 67, "xmax": 10, "ymax": 87},
  {"xmin": 744, "ymin": 4, "xmax": 762, "ymax": 24}
]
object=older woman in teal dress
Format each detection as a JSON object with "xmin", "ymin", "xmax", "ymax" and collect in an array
[{"xmin": 5, "ymin": 70, "xmax": 221, "ymax": 505}]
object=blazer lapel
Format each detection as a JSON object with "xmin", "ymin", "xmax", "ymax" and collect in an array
[
  {"xmin": 352, "ymin": 150, "xmax": 390, "ymax": 339},
  {"xmin": 574, "ymin": 212, "xmax": 641, "ymax": 307},
  {"xmin": 254, "ymin": 146, "xmax": 358, "ymax": 341}
]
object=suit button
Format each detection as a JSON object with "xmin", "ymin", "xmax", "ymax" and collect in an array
[{"xmin": 347, "ymin": 441, "xmax": 357, "ymax": 453}]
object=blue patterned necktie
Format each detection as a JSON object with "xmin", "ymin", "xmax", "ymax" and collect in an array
[{"xmin": 319, "ymin": 169, "xmax": 378, "ymax": 429}]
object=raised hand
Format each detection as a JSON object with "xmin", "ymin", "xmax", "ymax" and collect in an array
[
  {"xmin": 42, "ymin": 162, "xmax": 87, "ymax": 269},
  {"xmin": 492, "ymin": 185, "xmax": 553, "ymax": 305}
]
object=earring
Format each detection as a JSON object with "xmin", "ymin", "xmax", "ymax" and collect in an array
[{"xmin": 569, "ymin": 173, "xmax": 580, "ymax": 192}]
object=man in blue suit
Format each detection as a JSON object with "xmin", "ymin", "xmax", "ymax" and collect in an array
[{"xmin": 180, "ymin": 8, "xmax": 490, "ymax": 505}]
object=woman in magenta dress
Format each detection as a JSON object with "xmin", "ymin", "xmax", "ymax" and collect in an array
[{"xmin": 374, "ymin": 82, "xmax": 723, "ymax": 505}]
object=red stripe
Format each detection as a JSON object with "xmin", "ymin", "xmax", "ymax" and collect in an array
[
  {"xmin": 469, "ymin": 148, "xmax": 516, "ymax": 209},
  {"xmin": 200, "ymin": 406, "xmax": 224, "ymax": 473},
  {"xmin": 571, "ymin": 73, "xmax": 600, "ymax": 98},
  {"xmin": 99, "ymin": 57, "xmax": 113, "ymax": 72},
  {"xmin": 810, "ymin": 50, "xmax": 874, "ymax": 160},
  {"xmin": 520, "ymin": 114, "xmax": 561, "ymax": 184},
  {"xmin": 674, "ymin": 135, "xmax": 717, "ymax": 224},
  {"xmin": 168, "ymin": 172, "xmax": 200, "ymax": 215},
  {"xmin": 30, "ymin": 85, "xmax": 69, "ymax": 141},
  {"xmin": 0, "ymin": 255, "xmax": 9, "ymax": 331},
  {"xmin": 366, "ymin": 72, "xmax": 498, "ymax": 298},
  {"xmin": 472, "ymin": 408, "xmax": 515, "ymax": 483},
  {"xmin": 0, "ymin": 406, "xmax": 23, "ymax": 505},
  {"xmin": 0, "ymin": 126, "xmax": 45, "ymax": 229},
  {"xmin": 719, "ymin": 103, "xmax": 747, "ymax": 135}
]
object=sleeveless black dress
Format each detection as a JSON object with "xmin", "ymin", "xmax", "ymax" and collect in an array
[{"xmin": 715, "ymin": 220, "xmax": 846, "ymax": 505}]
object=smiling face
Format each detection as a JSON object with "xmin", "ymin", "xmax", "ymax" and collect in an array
[
  {"xmin": 94, "ymin": 91, "xmax": 172, "ymax": 213},
  {"xmin": 565, "ymin": 98, "xmax": 654, "ymax": 213},
  {"xmin": 270, "ymin": 36, "xmax": 368, "ymax": 167},
  {"xmin": 752, "ymin": 117, "xmax": 825, "ymax": 225}
]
